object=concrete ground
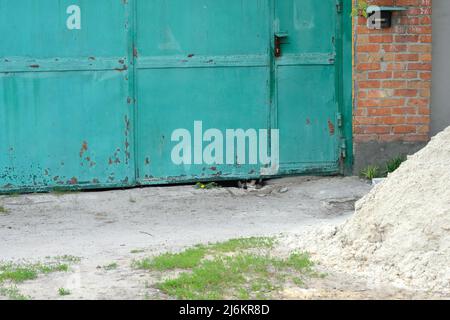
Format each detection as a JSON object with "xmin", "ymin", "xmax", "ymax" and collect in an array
[
  {"xmin": 0, "ymin": 177, "xmax": 371, "ymax": 261},
  {"xmin": 0, "ymin": 176, "xmax": 387, "ymax": 299}
]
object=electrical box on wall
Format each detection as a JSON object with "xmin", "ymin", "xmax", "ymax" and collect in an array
[{"xmin": 366, "ymin": 6, "xmax": 408, "ymax": 29}]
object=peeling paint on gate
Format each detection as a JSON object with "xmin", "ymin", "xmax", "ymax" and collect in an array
[
  {"xmin": 0, "ymin": 0, "xmax": 352, "ymax": 193},
  {"xmin": 0, "ymin": 0, "xmax": 135, "ymax": 193}
]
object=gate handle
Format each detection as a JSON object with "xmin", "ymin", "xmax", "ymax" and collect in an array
[{"xmin": 274, "ymin": 32, "xmax": 289, "ymax": 58}]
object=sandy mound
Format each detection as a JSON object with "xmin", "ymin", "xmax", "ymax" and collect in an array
[{"xmin": 288, "ymin": 127, "xmax": 450, "ymax": 293}]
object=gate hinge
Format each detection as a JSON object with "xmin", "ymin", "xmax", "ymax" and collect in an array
[
  {"xmin": 336, "ymin": 1, "xmax": 343, "ymax": 13},
  {"xmin": 340, "ymin": 138, "xmax": 347, "ymax": 159},
  {"xmin": 337, "ymin": 112, "xmax": 343, "ymax": 128}
]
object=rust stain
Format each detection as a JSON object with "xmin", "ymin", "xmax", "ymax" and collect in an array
[
  {"xmin": 124, "ymin": 116, "xmax": 130, "ymax": 136},
  {"xmin": 79, "ymin": 141, "xmax": 88, "ymax": 158},
  {"xmin": 69, "ymin": 177, "xmax": 78, "ymax": 185},
  {"xmin": 115, "ymin": 65, "xmax": 128, "ymax": 72},
  {"xmin": 328, "ymin": 120, "xmax": 335, "ymax": 136},
  {"xmin": 124, "ymin": 116, "xmax": 131, "ymax": 164},
  {"xmin": 109, "ymin": 147, "xmax": 122, "ymax": 166}
]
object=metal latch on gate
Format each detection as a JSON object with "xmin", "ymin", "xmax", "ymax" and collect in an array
[{"xmin": 274, "ymin": 31, "xmax": 289, "ymax": 58}]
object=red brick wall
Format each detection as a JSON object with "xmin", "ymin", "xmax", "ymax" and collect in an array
[{"xmin": 354, "ymin": 0, "xmax": 433, "ymax": 144}]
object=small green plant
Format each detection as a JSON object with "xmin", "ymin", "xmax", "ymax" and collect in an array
[
  {"xmin": 194, "ymin": 182, "xmax": 221, "ymax": 190},
  {"xmin": 361, "ymin": 155, "xmax": 407, "ymax": 181},
  {"xmin": 285, "ymin": 252, "xmax": 315, "ymax": 272},
  {"xmin": 58, "ymin": 288, "xmax": 71, "ymax": 296},
  {"xmin": 0, "ymin": 205, "xmax": 8, "ymax": 214},
  {"xmin": 103, "ymin": 262, "xmax": 118, "ymax": 270},
  {"xmin": 0, "ymin": 286, "xmax": 29, "ymax": 300},
  {"xmin": 131, "ymin": 249, "xmax": 145, "ymax": 254},
  {"xmin": 351, "ymin": 0, "xmax": 369, "ymax": 18},
  {"xmin": 6, "ymin": 192, "xmax": 20, "ymax": 198},
  {"xmin": 54, "ymin": 255, "xmax": 81, "ymax": 263},
  {"xmin": 360, "ymin": 165, "xmax": 381, "ymax": 180},
  {"xmin": 385, "ymin": 155, "xmax": 406, "ymax": 174}
]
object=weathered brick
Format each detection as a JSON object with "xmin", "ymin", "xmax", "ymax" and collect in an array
[{"xmin": 354, "ymin": 0, "xmax": 432, "ymax": 144}]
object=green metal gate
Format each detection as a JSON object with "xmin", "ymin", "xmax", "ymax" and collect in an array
[{"xmin": 0, "ymin": 0, "xmax": 351, "ymax": 192}]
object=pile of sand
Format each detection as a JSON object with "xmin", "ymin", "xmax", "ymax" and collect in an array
[{"xmin": 288, "ymin": 127, "xmax": 450, "ymax": 293}]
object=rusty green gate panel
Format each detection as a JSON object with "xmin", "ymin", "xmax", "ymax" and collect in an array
[
  {"xmin": 135, "ymin": 0, "xmax": 271, "ymax": 183},
  {"xmin": 0, "ymin": 0, "xmax": 351, "ymax": 192},
  {"xmin": 275, "ymin": 0, "xmax": 342, "ymax": 175},
  {"xmin": 0, "ymin": 0, "xmax": 135, "ymax": 192},
  {"xmin": 135, "ymin": 0, "xmax": 346, "ymax": 184}
]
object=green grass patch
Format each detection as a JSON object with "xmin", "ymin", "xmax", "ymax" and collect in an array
[
  {"xmin": 133, "ymin": 246, "xmax": 208, "ymax": 271},
  {"xmin": 0, "ymin": 262, "xmax": 69, "ymax": 284},
  {"xmin": 158, "ymin": 254, "xmax": 278, "ymax": 300},
  {"xmin": 0, "ymin": 286, "xmax": 29, "ymax": 300},
  {"xmin": 0, "ymin": 205, "xmax": 8, "ymax": 214},
  {"xmin": 135, "ymin": 237, "xmax": 320, "ymax": 300},
  {"xmin": 157, "ymin": 252, "xmax": 314, "ymax": 300},
  {"xmin": 0, "ymin": 257, "xmax": 78, "ymax": 300},
  {"xmin": 133, "ymin": 237, "xmax": 275, "ymax": 272},
  {"xmin": 285, "ymin": 252, "xmax": 314, "ymax": 271},
  {"xmin": 58, "ymin": 288, "xmax": 71, "ymax": 296},
  {"xmin": 208, "ymin": 237, "xmax": 275, "ymax": 253}
]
